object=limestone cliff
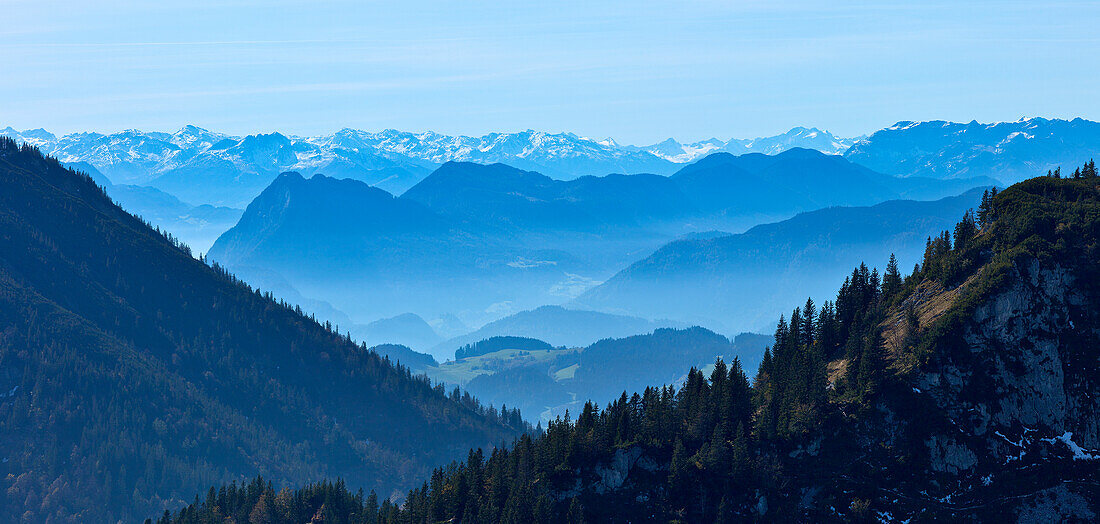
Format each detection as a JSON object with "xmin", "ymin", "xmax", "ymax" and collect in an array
[{"xmin": 901, "ymin": 258, "xmax": 1099, "ymax": 520}]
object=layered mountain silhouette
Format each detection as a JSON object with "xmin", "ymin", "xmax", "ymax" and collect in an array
[
  {"xmin": 165, "ymin": 168, "xmax": 1100, "ymax": 522},
  {"xmin": 60, "ymin": 160, "xmax": 241, "ymax": 252},
  {"xmin": 431, "ymin": 305, "xmax": 687, "ymax": 359},
  {"xmin": 423, "ymin": 327, "xmax": 772, "ymax": 423},
  {"xmin": 401, "ymin": 162, "xmax": 696, "ymax": 232},
  {"xmin": 0, "ymin": 126, "xmax": 669, "ymax": 207},
  {"xmin": 0, "ymin": 124, "xmax": 867, "ymax": 209},
  {"xmin": 576, "ymin": 187, "xmax": 988, "ymax": 331},
  {"xmin": 670, "ymin": 148, "xmax": 987, "ymax": 219},
  {"xmin": 353, "ymin": 313, "xmax": 442, "ymax": 353},
  {"xmin": 0, "ymin": 139, "xmax": 524, "ymax": 522},
  {"xmin": 207, "ymin": 171, "xmax": 561, "ymax": 336},
  {"xmin": 209, "ymin": 149, "xmax": 992, "ymax": 333},
  {"xmin": 6, "ymin": 118, "xmax": 1099, "ymax": 210},
  {"xmin": 367, "ymin": 343, "xmax": 439, "ymax": 372}
]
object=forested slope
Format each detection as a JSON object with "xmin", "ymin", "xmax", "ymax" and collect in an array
[{"xmin": 0, "ymin": 138, "xmax": 526, "ymax": 522}]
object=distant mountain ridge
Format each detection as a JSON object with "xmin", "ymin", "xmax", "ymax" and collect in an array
[
  {"xmin": 0, "ymin": 124, "xmax": 866, "ymax": 208},
  {"xmin": 5, "ymin": 118, "xmax": 1096, "ymax": 207},
  {"xmin": 844, "ymin": 117, "xmax": 1100, "ymax": 183},
  {"xmin": 401, "ymin": 162, "xmax": 697, "ymax": 232},
  {"xmin": 432, "ymin": 306, "xmax": 688, "ymax": 359},
  {"xmin": 631, "ymin": 126, "xmax": 859, "ymax": 162},
  {"xmin": 353, "ymin": 313, "xmax": 442, "ymax": 353},
  {"xmin": 424, "ymin": 326, "xmax": 772, "ymax": 423},
  {"xmin": 668, "ymin": 148, "xmax": 987, "ymax": 217},
  {"xmin": 575, "ymin": 187, "xmax": 989, "ymax": 330},
  {"xmin": 208, "ymin": 149, "xmax": 991, "ymax": 333},
  {"xmin": 0, "ymin": 125, "xmax": 671, "ymax": 207},
  {"xmin": 63, "ymin": 161, "xmax": 241, "ymax": 252}
]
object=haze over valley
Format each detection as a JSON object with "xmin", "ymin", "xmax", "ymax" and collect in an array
[
  {"xmin": 10, "ymin": 118, "xmax": 1092, "ymax": 360},
  {"xmin": 4, "ymin": 1, "xmax": 1099, "ymax": 519}
]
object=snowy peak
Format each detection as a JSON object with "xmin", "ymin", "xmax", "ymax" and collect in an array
[
  {"xmin": 170, "ymin": 125, "xmax": 224, "ymax": 149},
  {"xmin": 1, "ymin": 124, "xmax": 860, "ymax": 186},
  {"xmin": 7, "ymin": 119, "xmax": 1088, "ymax": 204},
  {"xmin": 845, "ymin": 117, "xmax": 1100, "ymax": 183},
  {"xmin": 636, "ymin": 127, "xmax": 859, "ymax": 163},
  {"xmin": 0, "ymin": 126, "xmax": 58, "ymax": 147},
  {"xmin": 724, "ymin": 126, "xmax": 859, "ymax": 157}
]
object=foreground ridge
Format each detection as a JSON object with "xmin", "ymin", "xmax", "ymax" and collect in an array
[{"xmin": 0, "ymin": 138, "xmax": 527, "ymax": 522}]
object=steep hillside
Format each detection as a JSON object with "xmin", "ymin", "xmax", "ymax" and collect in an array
[
  {"xmin": 367, "ymin": 344, "xmax": 439, "ymax": 373},
  {"xmin": 845, "ymin": 117, "xmax": 1100, "ymax": 184},
  {"xmin": 0, "ymin": 139, "xmax": 524, "ymax": 522},
  {"xmin": 577, "ymin": 188, "xmax": 987, "ymax": 330},
  {"xmin": 210, "ymin": 172, "xmax": 455, "ymax": 273},
  {"xmin": 162, "ymin": 168, "xmax": 1099, "ymax": 522},
  {"xmin": 61, "ymin": 160, "xmax": 241, "ymax": 252}
]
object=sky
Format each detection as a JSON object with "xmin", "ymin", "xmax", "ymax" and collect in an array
[{"xmin": 1, "ymin": 0, "xmax": 1098, "ymax": 144}]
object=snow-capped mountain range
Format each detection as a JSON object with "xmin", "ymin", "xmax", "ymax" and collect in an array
[
  {"xmin": 0, "ymin": 125, "xmax": 856, "ymax": 206},
  {"xmin": 8, "ymin": 118, "xmax": 1093, "ymax": 209},
  {"xmin": 627, "ymin": 126, "xmax": 859, "ymax": 163},
  {"xmin": 843, "ymin": 117, "xmax": 1100, "ymax": 183}
]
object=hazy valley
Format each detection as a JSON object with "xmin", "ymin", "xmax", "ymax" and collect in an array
[{"xmin": 2, "ymin": 118, "xmax": 1098, "ymax": 522}]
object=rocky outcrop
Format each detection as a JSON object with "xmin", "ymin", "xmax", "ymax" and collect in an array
[
  {"xmin": 554, "ymin": 446, "xmax": 662, "ymax": 501},
  {"xmin": 920, "ymin": 259, "xmax": 1099, "ymax": 448},
  {"xmin": 902, "ymin": 258, "xmax": 1100, "ymax": 519}
]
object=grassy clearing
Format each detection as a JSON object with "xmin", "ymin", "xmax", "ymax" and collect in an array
[{"xmin": 426, "ymin": 346, "xmax": 576, "ymax": 386}]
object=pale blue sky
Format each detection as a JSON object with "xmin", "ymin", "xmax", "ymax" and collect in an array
[{"xmin": 2, "ymin": 0, "xmax": 1098, "ymax": 144}]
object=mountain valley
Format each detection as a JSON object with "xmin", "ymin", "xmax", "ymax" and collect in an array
[
  {"xmin": 2, "ymin": 122, "xmax": 1097, "ymax": 523},
  {"xmin": 206, "ymin": 149, "xmax": 990, "ymax": 338},
  {"xmin": 158, "ymin": 167, "xmax": 1100, "ymax": 522}
]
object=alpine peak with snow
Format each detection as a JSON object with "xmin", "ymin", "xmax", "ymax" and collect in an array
[
  {"xmin": 0, "ymin": 124, "xmax": 859, "ymax": 206},
  {"xmin": 633, "ymin": 126, "xmax": 858, "ymax": 163}
]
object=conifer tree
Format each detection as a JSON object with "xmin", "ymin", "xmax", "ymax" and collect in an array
[
  {"xmin": 669, "ymin": 438, "xmax": 690, "ymax": 499},
  {"xmin": 857, "ymin": 330, "xmax": 886, "ymax": 397},
  {"xmin": 882, "ymin": 254, "xmax": 902, "ymax": 301},
  {"xmin": 954, "ymin": 209, "xmax": 977, "ymax": 251},
  {"xmin": 802, "ymin": 297, "xmax": 816, "ymax": 349},
  {"xmin": 977, "ymin": 189, "xmax": 992, "ymax": 227}
]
